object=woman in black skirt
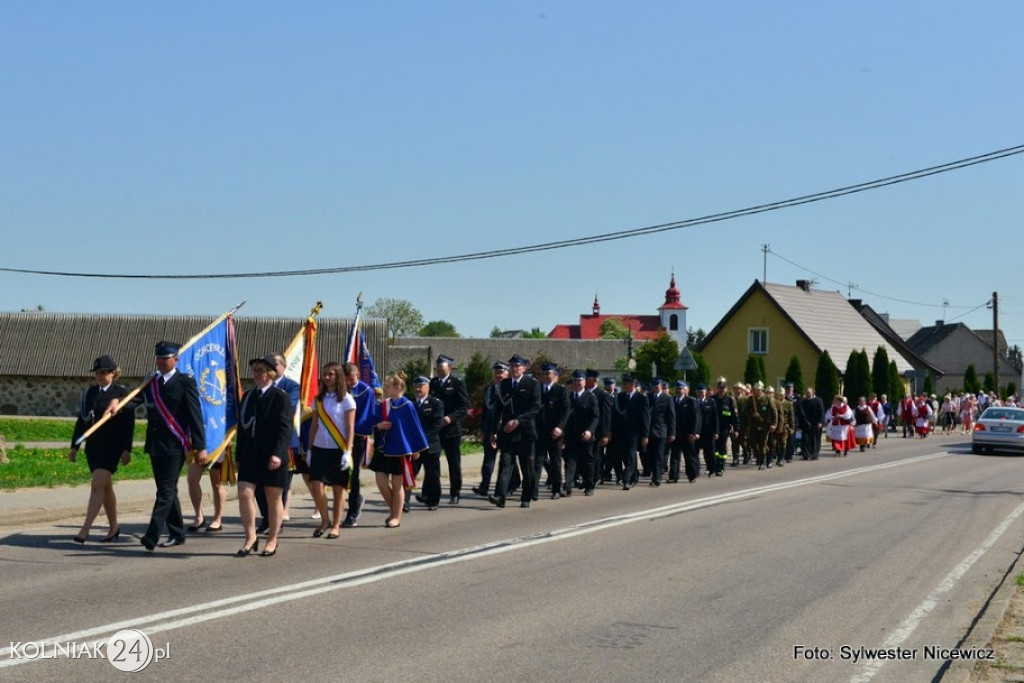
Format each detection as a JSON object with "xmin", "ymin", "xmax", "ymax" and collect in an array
[
  {"xmin": 235, "ymin": 355, "xmax": 293, "ymax": 557},
  {"xmin": 68, "ymin": 355, "xmax": 135, "ymax": 544}
]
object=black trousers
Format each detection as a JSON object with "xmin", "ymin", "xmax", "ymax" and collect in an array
[
  {"xmin": 478, "ymin": 433, "xmax": 498, "ymax": 493},
  {"xmin": 617, "ymin": 435, "xmax": 640, "ymax": 486},
  {"xmin": 496, "ymin": 437, "xmax": 535, "ymax": 503},
  {"xmin": 144, "ymin": 450, "xmax": 186, "ymax": 544},
  {"xmin": 564, "ymin": 438, "xmax": 594, "ymax": 492},
  {"xmin": 536, "ymin": 435, "xmax": 563, "ymax": 492},
  {"xmin": 672, "ymin": 435, "xmax": 700, "ymax": 481},
  {"xmin": 647, "ymin": 436, "xmax": 667, "ymax": 483},
  {"xmin": 440, "ymin": 434, "xmax": 462, "ymax": 497},
  {"xmin": 699, "ymin": 433, "xmax": 718, "ymax": 474},
  {"xmin": 417, "ymin": 449, "xmax": 441, "ymax": 505},
  {"xmin": 347, "ymin": 435, "xmax": 368, "ymax": 517}
]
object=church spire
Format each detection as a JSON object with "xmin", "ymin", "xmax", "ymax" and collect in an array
[
  {"xmin": 663, "ymin": 272, "xmax": 681, "ymax": 306},
  {"xmin": 592, "ymin": 291, "xmax": 601, "ymax": 316}
]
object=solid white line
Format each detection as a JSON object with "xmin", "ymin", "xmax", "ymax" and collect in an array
[
  {"xmin": 850, "ymin": 500, "xmax": 1024, "ymax": 683},
  {"xmin": 0, "ymin": 452, "xmax": 948, "ymax": 668}
]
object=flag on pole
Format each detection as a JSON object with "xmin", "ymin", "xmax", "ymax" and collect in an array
[
  {"xmin": 174, "ymin": 315, "xmax": 241, "ymax": 482},
  {"xmin": 283, "ymin": 304, "xmax": 321, "ymax": 456},
  {"xmin": 344, "ymin": 308, "xmax": 381, "ymax": 391}
]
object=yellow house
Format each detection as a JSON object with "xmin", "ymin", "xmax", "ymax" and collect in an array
[{"xmin": 696, "ymin": 280, "xmax": 933, "ymax": 390}]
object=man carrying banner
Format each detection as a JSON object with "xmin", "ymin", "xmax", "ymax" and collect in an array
[
  {"xmin": 127, "ymin": 341, "xmax": 208, "ymax": 551},
  {"xmin": 343, "ymin": 362, "xmax": 376, "ymax": 527}
]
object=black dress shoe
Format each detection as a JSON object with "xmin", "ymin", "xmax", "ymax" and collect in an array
[
  {"xmin": 584, "ymin": 488, "xmax": 594, "ymax": 496},
  {"xmin": 403, "ymin": 500, "xmax": 411, "ymax": 513},
  {"xmin": 72, "ymin": 535, "xmax": 87, "ymax": 544},
  {"xmin": 236, "ymin": 539, "xmax": 259, "ymax": 557},
  {"xmin": 552, "ymin": 491, "xmax": 561, "ymax": 500},
  {"xmin": 159, "ymin": 537, "xmax": 184, "ymax": 548},
  {"xmin": 140, "ymin": 537, "xmax": 156, "ymax": 552},
  {"xmin": 520, "ymin": 501, "xmax": 531, "ymax": 508},
  {"xmin": 487, "ymin": 496, "xmax": 506, "ymax": 508},
  {"xmin": 187, "ymin": 520, "xmax": 208, "ymax": 533},
  {"xmin": 622, "ymin": 484, "xmax": 631, "ymax": 490},
  {"xmin": 471, "ymin": 486, "xmax": 486, "ymax": 496},
  {"xmin": 449, "ymin": 495, "xmax": 460, "ymax": 505},
  {"xmin": 99, "ymin": 528, "xmax": 121, "ymax": 543}
]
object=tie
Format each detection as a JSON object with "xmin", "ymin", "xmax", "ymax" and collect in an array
[
  {"xmin": 158, "ymin": 376, "xmax": 165, "ymax": 387},
  {"xmin": 571, "ymin": 393, "xmax": 578, "ymax": 407},
  {"xmin": 512, "ymin": 380, "xmax": 518, "ymax": 390}
]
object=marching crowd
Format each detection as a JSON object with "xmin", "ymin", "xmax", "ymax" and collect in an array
[{"xmin": 68, "ymin": 343, "xmax": 1002, "ymax": 556}]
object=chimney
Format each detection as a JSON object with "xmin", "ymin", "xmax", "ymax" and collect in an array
[
  {"xmin": 936, "ymin": 320, "xmax": 944, "ymax": 327},
  {"xmin": 796, "ymin": 279, "xmax": 811, "ymax": 292}
]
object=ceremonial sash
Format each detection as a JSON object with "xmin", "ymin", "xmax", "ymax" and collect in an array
[
  {"xmin": 315, "ymin": 397, "xmax": 349, "ymax": 452},
  {"xmin": 150, "ymin": 375, "xmax": 192, "ymax": 452}
]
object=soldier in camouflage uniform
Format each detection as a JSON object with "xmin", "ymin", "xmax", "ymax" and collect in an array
[
  {"xmin": 746, "ymin": 382, "xmax": 778, "ymax": 470},
  {"xmin": 774, "ymin": 385, "xmax": 796, "ymax": 467},
  {"xmin": 731, "ymin": 382, "xmax": 749, "ymax": 466}
]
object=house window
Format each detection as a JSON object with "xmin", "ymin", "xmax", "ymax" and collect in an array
[
  {"xmin": 669, "ymin": 314, "xmax": 678, "ymax": 331},
  {"xmin": 749, "ymin": 328, "xmax": 768, "ymax": 355}
]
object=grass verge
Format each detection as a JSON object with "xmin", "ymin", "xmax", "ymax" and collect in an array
[
  {"xmin": 0, "ymin": 417, "xmax": 147, "ymax": 444},
  {"xmin": 0, "ymin": 447, "xmax": 153, "ymax": 489}
]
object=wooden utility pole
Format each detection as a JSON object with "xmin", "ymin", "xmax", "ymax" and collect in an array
[{"xmin": 993, "ymin": 291, "xmax": 999, "ymax": 394}]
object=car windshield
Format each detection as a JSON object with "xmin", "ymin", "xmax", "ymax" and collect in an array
[{"xmin": 981, "ymin": 409, "xmax": 1024, "ymax": 421}]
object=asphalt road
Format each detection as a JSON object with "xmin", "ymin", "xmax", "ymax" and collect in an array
[{"xmin": 2, "ymin": 436, "xmax": 1022, "ymax": 682}]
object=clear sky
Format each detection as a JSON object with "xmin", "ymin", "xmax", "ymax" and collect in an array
[{"xmin": 2, "ymin": 2, "xmax": 1022, "ymax": 356}]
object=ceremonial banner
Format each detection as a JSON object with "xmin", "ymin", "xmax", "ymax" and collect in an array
[
  {"xmin": 175, "ymin": 315, "xmax": 241, "ymax": 477},
  {"xmin": 283, "ymin": 303, "xmax": 322, "ymax": 456},
  {"xmin": 344, "ymin": 309, "xmax": 381, "ymax": 391}
]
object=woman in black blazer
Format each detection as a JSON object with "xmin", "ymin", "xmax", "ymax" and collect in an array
[
  {"xmin": 68, "ymin": 355, "xmax": 135, "ymax": 544},
  {"xmin": 235, "ymin": 355, "xmax": 293, "ymax": 557}
]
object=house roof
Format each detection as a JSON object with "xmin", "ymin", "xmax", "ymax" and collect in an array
[
  {"xmin": 697, "ymin": 280, "xmax": 927, "ymax": 375},
  {"xmin": 851, "ymin": 302, "xmax": 942, "ymax": 375},
  {"xmin": 549, "ymin": 315, "xmax": 662, "ymax": 340},
  {"xmin": 0, "ymin": 312, "xmax": 387, "ymax": 378}
]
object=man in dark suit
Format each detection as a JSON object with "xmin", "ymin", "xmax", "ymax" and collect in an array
[
  {"xmin": 612, "ymin": 375, "xmax": 650, "ymax": 490},
  {"xmin": 596, "ymin": 376, "xmax": 618, "ymax": 484},
  {"xmin": 670, "ymin": 380, "xmax": 702, "ymax": 482},
  {"xmin": 489, "ymin": 355, "xmax": 541, "ymax": 508},
  {"xmin": 473, "ymin": 362, "xmax": 508, "ymax": 497},
  {"xmin": 646, "ymin": 379, "xmax": 675, "ymax": 486},
  {"xmin": 696, "ymin": 384, "xmax": 720, "ymax": 477},
  {"xmin": 563, "ymin": 370, "xmax": 600, "ymax": 496},
  {"xmin": 412, "ymin": 376, "xmax": 445, "ymax": 510},
  {"xmin": 429, "ymin": 355, "xmax": 469, "ymax": 505},
  {"xmin": 536, "ymin": 362, "xmax": 569, "ymax": 499},
  {"xmin": 797, "ymin": 387, "xmax": 825, "ymax": 460},
  {"xmin": 138, "ymin": 341, "xmax": 207, "ymax": 551},
  {"xmin": 254, "ymin": 353, "xmax": 302, "ymax": 533}
]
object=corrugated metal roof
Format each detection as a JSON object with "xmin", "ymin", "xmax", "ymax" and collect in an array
[
  {"xmin": 760, "ymin": 283, "xmax": 916, "ymax": 373},
  {"xmin": 0, "ymin": 313, "xmax": 387, "ymax": 377}
]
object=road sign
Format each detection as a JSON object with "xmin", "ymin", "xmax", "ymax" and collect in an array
[{"xmin": 674, "ymin": 347, "xmax": 698, "ymax": 372}]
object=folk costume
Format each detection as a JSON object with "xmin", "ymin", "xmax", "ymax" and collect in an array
[
  {"xmin": 825, "ymin": 401, "xmax": 854, "ymax": 456},
  {"xmin": 371, "ymin": 396, "xmax": 429, "ymax": 489}
]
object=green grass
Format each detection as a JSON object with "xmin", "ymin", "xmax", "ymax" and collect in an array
[
  {"xmin": 0, "ymin": 417, "xmax": 146, "ymax": 444},
  {"xmin": 0, "ymin": 446, "xmax": 154, "ymax": 490},
  {"xmin": 1017, "ymin": 573, "xmax": 1024, "ymax": 587}
]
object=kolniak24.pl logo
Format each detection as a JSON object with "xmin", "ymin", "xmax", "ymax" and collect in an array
[{"xmin": 10, "ymin": 630, "xmax": 169, "ymax": 672}]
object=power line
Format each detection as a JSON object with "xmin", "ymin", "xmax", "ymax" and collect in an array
[
  {"xmin": 2, "ymin": 143, "xmax": 1023, "ymax": 281},
  {"xmin": 767, "ymin": 249, "xmax": 977, "ymax": 309}
]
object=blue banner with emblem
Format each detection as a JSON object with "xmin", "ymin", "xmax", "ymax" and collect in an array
[{"xmin": 174, "ymin": 316, "xmax": 240, "ymax": 461}]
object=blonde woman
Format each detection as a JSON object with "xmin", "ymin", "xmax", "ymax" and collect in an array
[{"xmin": 370, "ymin": 373, "xmax": 428, "ymax": 528}]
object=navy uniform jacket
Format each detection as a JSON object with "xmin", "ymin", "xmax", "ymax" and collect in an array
[
  {"xmin": 498, "ymin": 376, "xmax": 542, "ymax": 442},
  {"xmin": 415, "ymin": 395, "xmax": 445, "ymax": 454},
  {"xmin": 613, "ymin": 390, "xmax": 651, "ymax": 440},
  {"xmin": 144, "ymin": 371, "xmax": 207, "ymax": 457},
  {"xmin": 429, "ymin": 374, "xmax": 469, "ymax": 440},
  {"xmin": 481, "ymin": 383, "xmax": 504, "ymax": 439},
  {"xmin": 588, "ymin": 386, "xmax": 613, "ymax": 439},
  {"xmin": 71, "ymin": 384, "xmax": 135, "ymax": 456},
  {"xmin": 648, "ymin": 392, "xmax": 676, "ymax": 440},
  {"xmin": 237, "ymin": 386, "xmax": 292, "ymax": 464},
  {"xmin": 537, "ymin": 382, "xmax": 570, "ymax": 437},
  {"xmin": 697, "ymin": 396, "xmax": 719, "ymax": 437},
  {"xmin": 564, "ymin": 390, "xmax": 599, "ymax": 444},
  {"xmin": 275, "ymin": 375, "xmax": 301, "ymax": 450},
  {"xmin": 674, "ymin": 395, "xmax": 702, "ymax": 438}
]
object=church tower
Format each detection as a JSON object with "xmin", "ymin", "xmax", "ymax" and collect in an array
[{"xmin": 658, "ymin": 273, "xmax": 688, "ymax": 348}]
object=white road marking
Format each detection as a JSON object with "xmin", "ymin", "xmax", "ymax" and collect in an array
[
  {"xmin": 1, "ymin": 452, "xmax": 951, "ymax": 668},
  {"xmin": 850, "ymin": 499, "xmax": 1024, "ymax": 683}
]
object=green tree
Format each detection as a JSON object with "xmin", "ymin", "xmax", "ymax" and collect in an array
[
  {"xmin": 871, "ymin": 346, "xmax": 890, "ymax": 398},
  {"xmin": 689, "ymin": 350, "xmax": 711, "ymax": 388},
  {"xmin": 489, "ymin": 326, "xmax": 502, "ymax": 339},
  {"xmin": 784, "ymin": 355, "xmax": 804, "ymax": 395},
  {"xmin": 599, "ymin": 318, "xmax": 630, "ymax": 339},
  {"xmin": 633, "ymin": 331, "xmax": 680, "ymax": 384},
  {"xmin": 757, "ymin": 357, "xmax": 767, "ymax": 386},
  {"xmin": 887, "ymin": 361, "xmax": 905, "ymax": 401},
  {"xmin": 983, "ymin": 372, "xmax": 996, "ymax": 393},
  {"xmin": 686, "ymin": 326, "xmax": 707, "ymax": 348},
  {"xmin": 366, "ymin": 297, "xmax": 424, "ymax": 344},
  {"xmin": 521, "ymin": 327, "xmax": 548, "ymax": 339},
  {"xmin": 744, "ymin": 354, "xmax": 763, "ymax": 385},
  {"xmin": 418, "ymin": 320, "xmax": 459, "ymax": 337},
  {"xmin": 462, "ymin": 352, "xmax": 493, "ymax": 439},
  {"xmin": 923, "ymin": 373, "xmax": 935, "ymax": 396},
  {"xmin": 963, "ymin": 364, "xmax": 981, "ymax": 395},
  {"xmin": 844, "ymin": 349, "xmax": 872, "ymax": 401},
  {"xmin": 1007, "ymin": 381, "xmax": 1018, "ymax": 399},
  {"xmin": 815, "ymin": 350, "xmax": 840, "ymax": 402}
]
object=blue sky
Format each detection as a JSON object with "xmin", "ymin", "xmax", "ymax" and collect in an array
[{"xmin": 2, "ymin": 2, "xmax": 1022, "ymax": 358}]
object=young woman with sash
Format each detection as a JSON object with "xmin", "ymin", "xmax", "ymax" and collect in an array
[
  {"xmin": 235, "ymin": 355, "xmax": 293, "ymax": 557},
  {"xmin": 306, "ymin": 362, "xmax": 356, "ymax": 538},
  {"xmin": 68, "ymin": 355, "xmax": 135, "ymax": 544},
  {"xmin": 370, "ymin": 373, "xmax": 428, "ymax": 528}
]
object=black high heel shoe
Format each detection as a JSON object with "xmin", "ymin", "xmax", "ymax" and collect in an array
[
  {"xmin": 99, "ymin": 528, "xmax": 120, "ymax": 543},
  {"xmin": 72, "ymin": 534, "xmax": 87, "ymax": 544},
  {"xmin": 236, "ymin": 538, "xmax": 259, "ymax": 557},
  {"xmin": 260, "ymin": 546, "xmax": 277, "ymax": 557}
]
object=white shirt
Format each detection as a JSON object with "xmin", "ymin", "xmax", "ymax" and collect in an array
[{"xmin": 312, "ymin": 392, "xmax": 356, "ymax": 451}]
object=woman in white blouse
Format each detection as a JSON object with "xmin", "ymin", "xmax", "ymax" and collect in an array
[{"xmin": 306, "ymin": 362, "xmax": 357, "ymax": 539}]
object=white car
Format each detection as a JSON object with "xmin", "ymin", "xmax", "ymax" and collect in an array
[{"xmin": 972, "ymin": 407, "xmax": 1024, "ymax": 454}]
